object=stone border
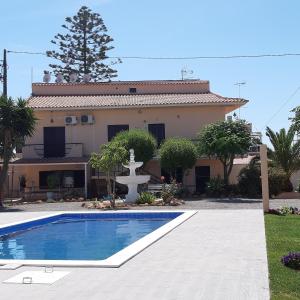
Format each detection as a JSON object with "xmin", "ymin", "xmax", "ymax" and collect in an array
[{"xmin": 0, "ymin": 210, "xmax": 197, "ymax": 268}]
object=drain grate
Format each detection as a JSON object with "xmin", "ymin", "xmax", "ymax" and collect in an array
[{"xmin": 3, "ymin": 270, "xmax": 70, "ymax": 284}]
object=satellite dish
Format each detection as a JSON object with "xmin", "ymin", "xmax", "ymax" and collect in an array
[
  {"xmin": 83, "ymin": 73, "xmax": 91, "ymax": 83},
  {"xmin": 43, "ymin": 71, "xmax": 51, "ymax": 83},
  {"xmin": 55, "ymin": 73, "xmax": 64, "ymax": 83},
  {"xmin": 70, "ymin": 73, "xmax": 78, "ymax": 83}
]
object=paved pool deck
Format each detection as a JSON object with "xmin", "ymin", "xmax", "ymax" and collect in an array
[{"xmin": 0, "ymin": 210, "xmax": 269, "ymax": 300}]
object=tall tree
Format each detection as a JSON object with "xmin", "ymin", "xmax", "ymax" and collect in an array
[
  {"xmin": 0, "ymin": 96, "xmax": 36, "ymax": 206},
  {"xmin": 46, "ymin": 6, "xmax": 120, "ymax": 82},
  {"xmin": 197, "ymin": 120, "xmax": 252, "ymax": 185},
  {"xmin": 291, "ymin": 106, "xmax": 300, "ymax": 132},
  {"xmin": 266, "ymin": 126, "xmax": 300, "ymax": 191}
]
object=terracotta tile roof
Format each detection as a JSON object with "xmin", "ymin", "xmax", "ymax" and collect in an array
[{"xmin": 28, "ymin": 93, "xmax": 248, "ymax": 110}]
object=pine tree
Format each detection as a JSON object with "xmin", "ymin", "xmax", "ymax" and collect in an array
[{"xmin": 46, "ymin": 6, "xmax": 120, "ymax": 82}]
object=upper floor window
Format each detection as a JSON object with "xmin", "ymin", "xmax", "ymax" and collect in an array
[
  {"xmin": 129, "ymin": 87, "xmax": 137, "ymax": 93},
  {"xmin": 107, "ymin": 124, "xmax": 129, "ymax": 141},
  {"xmin": 148, "ymin": 123, "xmax": 165, "ymax": 146}
]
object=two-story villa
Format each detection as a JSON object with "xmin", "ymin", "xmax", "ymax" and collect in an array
[{"xmin": 7, "ymin": 79, "xmax": 247, "ymax": 199}]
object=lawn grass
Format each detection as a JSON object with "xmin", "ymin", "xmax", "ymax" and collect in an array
[{"xmin": 265, "ymin": 214, "xmax": 300, "ymax": 300}]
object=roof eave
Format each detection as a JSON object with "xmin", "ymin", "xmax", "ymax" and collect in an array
[{"xmin": 28, "ymin": 100, "xmax": 248, "ymax": 111}]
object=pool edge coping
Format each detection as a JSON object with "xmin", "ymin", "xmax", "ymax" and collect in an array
[{"xmin": 0, "ymin": 210, "xmax": 197, "ymax": 268}]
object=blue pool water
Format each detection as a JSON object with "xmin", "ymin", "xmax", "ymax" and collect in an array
[{"xmin": 0, "ymin": 212, "xmax": 181, "ymax": 260}]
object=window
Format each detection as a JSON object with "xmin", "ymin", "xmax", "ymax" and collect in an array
[
  {"xmin": 129, "ymin": 87, "xmax": 137, "ymax": 93},
  {"xmin": 107, "ymin": 124, "xmax": 129, "ymax": 141},
  {"xmin": 161, "ymin": 168, "xmax": 183, "ymax": 184},
  {"xmin": 39, "ymin": 170, "xmax": 85, "ymax": 189},
  {"xmin": 148, "ymin": 123, "xmax": 165, "ymax": 145}
]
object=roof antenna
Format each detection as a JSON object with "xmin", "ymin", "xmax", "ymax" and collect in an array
[
  {"xmin": 234, "ymin": 81, "xmax": 247, "ymax": 118},
  {"xmin": 181, "ymin": 67, "xmax": 194, "ymax": 80}
]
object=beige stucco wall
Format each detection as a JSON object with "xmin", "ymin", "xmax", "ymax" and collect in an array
[
  {"xmin": 32, "ymin": 81, "xmax": 210, "ymax": 96},
  {"xmin": 25, "ymin": 105, "xmax": 227, "ymax": 156}
]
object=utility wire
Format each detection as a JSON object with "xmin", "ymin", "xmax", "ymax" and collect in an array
[
  {"xmin": 263, "ymin": 85, "xmax": 300, "ymax": 130},
  {"xmin": 7, "ymin": 50, "xmax": 300, "ymax": 60}
]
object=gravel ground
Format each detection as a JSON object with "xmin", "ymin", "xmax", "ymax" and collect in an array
[{"xmin": 1, "ymin": 198, "xmax": 299, "ymax": 212}]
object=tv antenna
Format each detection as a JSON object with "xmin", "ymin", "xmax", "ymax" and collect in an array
[
  {"xmin": 181, "ymin": 67, "xmax": 194, "ymax": 80},
  {"xmin": 234, "ymin": 81, "xmax": 247, "ymax": 119}
]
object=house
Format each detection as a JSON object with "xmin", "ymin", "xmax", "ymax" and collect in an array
[{"xmin": 6, "ymin": 79, "xmax": 248, "ymax": 199}]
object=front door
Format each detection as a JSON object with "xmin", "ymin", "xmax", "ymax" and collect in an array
[
  {"xmin": 44, "ymin": 127, "xmax": 65, "ymax": 158},
  {"xmin": 195, "ymin": 166, "xmax": 210, "ymax": 193}
]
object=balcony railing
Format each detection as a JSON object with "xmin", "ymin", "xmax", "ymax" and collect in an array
[{"xmin": 22, "ymin": 143, "xmax": 83, "ymax": 159}]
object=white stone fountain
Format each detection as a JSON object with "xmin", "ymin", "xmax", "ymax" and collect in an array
[{"xmin": 116, "ymin": 149, "xmax": 150, "ymax": 203}]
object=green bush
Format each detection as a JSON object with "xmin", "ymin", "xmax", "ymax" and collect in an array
[
  {"xmin": 238, "ymin": 160, "xmax": 261, "ymax": 198},
  {"xmin": 268, "ymin": 168, "xmax": 286, "ymax": 196},
  {"xmin": 205, "ymin": 176, "xmax": 226, "ymax": 197},
  {"xmin": 161, "ymin": 181, "xmax": 178, "ymax": 202},
  {"xmin": 112, "ymin": 129, "xmax": 157, "ymax": 164},
  {"xmin": 175, "ymin": 184, "xmax": 190, "ymax": 198},
  {"xmin": 47, "ymin": 173, "xmax": 60, "ymax": 190},
  {"xmin": 136, "ymin": 192, "xmax": 156, "ymax": 205},
  {"xmin": 160, "ymin": 137, "xmax": 197, "ymax": 179},
  {"xmin": 238, "ymin": 158, "xmax": 286, "ymax": 198}
]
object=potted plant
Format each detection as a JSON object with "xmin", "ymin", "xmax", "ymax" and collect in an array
[{"xmin": 46, "ymin": 174, "xmax": 60, "ymax": 202}]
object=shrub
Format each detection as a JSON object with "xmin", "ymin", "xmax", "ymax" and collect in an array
[
  {"xmin": 136, "ymin": 192, "xmax": 156, "ymax": 205},
  {"xmin": 175, "ymin": 184, "xmax": 190, "ymax": 198},
  {"xmin": 160, "ymin": 137, "xmax": 197, "ymax": 180},
  {"xmin": 238, "ymin": 158, "xmax": 286, "ymax": 198},
  {"xmin": 161, "ymin": 181, "xmax": 178, "ymax": 202},
  {"xmin": 268, "ymin": 168, "xmax": 286, "ymax": 196},
  {"xmin": 238, "ymin": 159, "xmax": 261, "ymax": 198},
  {"xmin": 112, "ymin": 129, "xmax": 157, "ymax": 164},
  {"xmin": 205, "ymin": 176, "xmax": 226, "ymax": 197},
  {"xmin": 281, "ymin": 252, "xmax": 300, "ymax": 270},
  {"xmin": 47, "ymin": 174, "xmax": 60, "ymax": 190}
]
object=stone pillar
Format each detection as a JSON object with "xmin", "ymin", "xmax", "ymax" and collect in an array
[{"xmin": 260, "ymin": 144, "xmax": 269, "ymax": 212}]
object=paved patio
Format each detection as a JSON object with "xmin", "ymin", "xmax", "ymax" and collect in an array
[
  {"xmin": 1, "ymin": 197, "xmax": 299, "ymax": 212},
  {"xmin": 0, "ymin": 209, "xmax": 269, "ymax": 300}
]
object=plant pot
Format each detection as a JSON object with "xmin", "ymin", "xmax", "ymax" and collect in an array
[{"xmin": 46, "ymin": 191, "xmax": 55, "ymax": 202}]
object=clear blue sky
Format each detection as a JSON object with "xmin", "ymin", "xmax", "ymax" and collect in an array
[{"xmin": 1, "ymin": 0, "xmax": 300, "ymax": 142}]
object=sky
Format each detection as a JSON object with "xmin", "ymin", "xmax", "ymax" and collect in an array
[{"xmin": 1, "ymin": 0, "xmax": 300, "ymax": 143}]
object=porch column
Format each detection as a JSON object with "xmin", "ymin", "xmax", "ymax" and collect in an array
[{"xmin": 84, "ymin": 163, "xmax": 88, "ymax": 199}]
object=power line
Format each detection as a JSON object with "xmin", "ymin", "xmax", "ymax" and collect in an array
[
  {"xmin": 7, "ymin": 49, "xmax": 300, "ymax": 60},
  {"xmin": 263, "ymin": 85, "xmax": 300, "ymax": 130},
  {"xmin": 110, "ymin": 53, "xmax": 300, "ymax": 60}
]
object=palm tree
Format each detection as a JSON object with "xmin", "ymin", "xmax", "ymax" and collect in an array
[
  {"xmin": 0, "ymin": 96, "xmax": 36, "ymax": 206},
  {"xmin": 266, "ymin": 126, "xmax": 300, "ymax": 191}
]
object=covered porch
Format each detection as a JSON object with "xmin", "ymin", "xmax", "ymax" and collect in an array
[{"xmin": 6, "ymin": 157, "xmax": 90, "ymax": 200}]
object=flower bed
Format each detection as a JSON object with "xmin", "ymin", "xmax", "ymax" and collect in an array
[
  {"xmin": 268, "ymin": 206, "xmax": 300, "ymax": 216},
  {"xmin": 281, "ymin": 252, "xmax": 300, "ymax": 270}
]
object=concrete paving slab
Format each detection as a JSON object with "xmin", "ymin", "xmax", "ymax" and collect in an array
[{"xmin": 0, "ymin": 210, "xmax": 269, "ymax": 300}]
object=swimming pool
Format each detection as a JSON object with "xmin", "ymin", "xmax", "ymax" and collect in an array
[{"xmin": 0, "ymin": 211, "xmax": 196, "ymax": 267}]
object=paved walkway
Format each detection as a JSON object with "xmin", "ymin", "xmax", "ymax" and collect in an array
[
  {"xmin": 2, "ymin": 197, "xmax": 299, "ymax": 212},
  {"xmin": 0, "ymin": 210, "xmax": 269, "ymax": 300}
]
